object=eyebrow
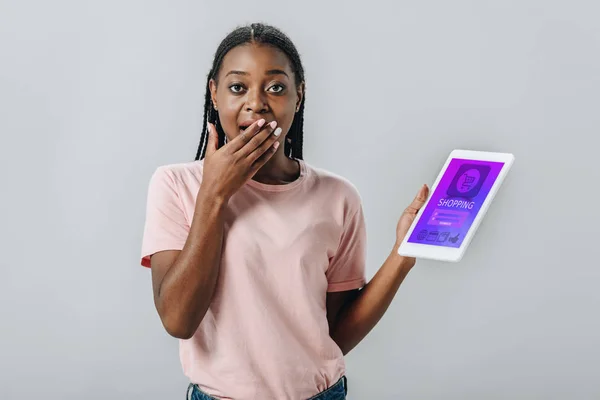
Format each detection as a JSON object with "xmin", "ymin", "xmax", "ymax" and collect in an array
[{"xmin": 225, "ymin": 69, "xmax": 289, "ymax": 78}]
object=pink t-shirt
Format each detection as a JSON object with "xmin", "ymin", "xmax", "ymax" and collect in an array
[{"xmin": 140, "ymin": 158, "xmax": 366, "ymax": 400}]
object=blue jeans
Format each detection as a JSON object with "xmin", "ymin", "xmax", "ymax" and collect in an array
[{"xmin": 186, "ymin": 376, "xmax": 347, "ymax": 400}]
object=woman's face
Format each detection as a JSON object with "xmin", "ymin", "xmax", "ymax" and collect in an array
[{"xmin": 210, "ymin": 43, "xmax": 304, "ymax": 145}]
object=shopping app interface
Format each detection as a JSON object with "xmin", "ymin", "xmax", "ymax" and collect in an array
[{"xmin": 408, "ymin": 158, "xmax": 504, "ymax": 248}]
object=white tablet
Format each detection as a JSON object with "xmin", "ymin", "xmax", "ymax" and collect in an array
[{"xmin": 397, "ymin": 149, "xmax": 514, "ymax": 262}]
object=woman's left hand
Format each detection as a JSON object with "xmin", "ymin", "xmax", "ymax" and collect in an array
[{"xmin": 393, "ymin": 184, "xmax": 430, "ymax": 263}]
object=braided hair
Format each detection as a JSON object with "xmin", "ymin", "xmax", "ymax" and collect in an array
[{"xmin": 194, "ymin": 23, "xmax": 306, "ymax": 161}]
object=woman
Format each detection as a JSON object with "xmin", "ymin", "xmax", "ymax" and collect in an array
[{"xmin": 140, "ymin": 22, "xmax": 428, "ymax": 400}]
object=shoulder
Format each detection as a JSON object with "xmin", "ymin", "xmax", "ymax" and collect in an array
[
  {"xmin": 303, "ymin": 161, "xmax": 363, "ymax": 209},
  {"xmin": 144, "ymin": 160, "xmax": 204, "ymax": 202},
  {"xmin": 148, "ymin": 160, "xmax": 204, "ymax": 187}
]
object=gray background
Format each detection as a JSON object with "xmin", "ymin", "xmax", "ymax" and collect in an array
[{"xmin": 1, "ymin": 0, "xmax": 599, "ymax": 399}]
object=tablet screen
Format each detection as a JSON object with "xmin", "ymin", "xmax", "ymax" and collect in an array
[{"xmin": 407, "ymin": 158, "xmax": 505, "ymax": 248}]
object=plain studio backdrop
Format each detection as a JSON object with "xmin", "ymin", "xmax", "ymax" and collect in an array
[{"xmin": 1, "ymin": 0, "xmax": 599, "ymax": 399}]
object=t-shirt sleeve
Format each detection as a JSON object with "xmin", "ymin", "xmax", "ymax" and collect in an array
[
  {"xmin": 140, "ymin": 166, "xmax": 190, "ymax": 268},
  {"xmin": 326, "ymin": 203, "xmax": 367, "ymax": 292}
]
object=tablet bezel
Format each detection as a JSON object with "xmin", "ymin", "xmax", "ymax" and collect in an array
[{"xmin": 397, "ymin": 149, "xmax": 514, "ymax": 262}]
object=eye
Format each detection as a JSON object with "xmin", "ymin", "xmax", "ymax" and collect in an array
[
  {"xmin": 268, "ymin": 84, "xmax": 285, "ymax": 94},
  {"xmin": 229, "ymin": 83, "xmax": 245, "ymax": 93}
]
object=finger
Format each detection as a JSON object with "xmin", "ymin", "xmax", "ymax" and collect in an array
[
  {"xmin": 238, "ymin": 120, "xmax": 277, "ymax": 157},
  {"xmin": 247, "ymin": 127, "xmax": 282, "ymax": 163},
  {"xmin": 237, "ymin": 120, "xmax": 279, "ymax": 158},
  {"xmin": 250, "ymin": 140, "xmax": 280, "ymax": 172},
  {"xmin": 404, "ymin": 184, "xmax": 429, "ymax": 215},
  {"xmin": 205, "ymin": 123, "xmax": 218, "ymax": 156},
  {"xmin": 226, "ymin": 118, "xmax": 266, "ymax": 152}
]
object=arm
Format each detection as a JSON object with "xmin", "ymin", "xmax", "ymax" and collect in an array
[
  {"xmin": 148, "ymin": 120, "xmax": 280, "ymax": 339},
  {"xmin": 326, "ymin": 250, "xmax": 414, "ymax": 355},
  {"xmin": 327, "ymin": 184, "xmax": 429, "ymax": 355},
  {"xmin": 151, "ymin": 190, "xmax": 227, "ymax": 340}
]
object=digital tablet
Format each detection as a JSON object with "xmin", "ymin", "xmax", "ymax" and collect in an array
[{"xmin": 397, "ymin": 149, "xmax": 514, "ymax": 262}]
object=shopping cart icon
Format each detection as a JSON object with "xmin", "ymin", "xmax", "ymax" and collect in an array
[
  {"xmin": 461, "ymin": 174, "xmax": 476, "ymax": 191},
  {"xmin": 447, "ymin": 164, "xmax": 491, "ymax": 198}
]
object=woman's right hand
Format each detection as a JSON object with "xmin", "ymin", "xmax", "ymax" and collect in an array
[{"xmin": 200, "ymin": 119, "xmax": 282, "ymax": 202}]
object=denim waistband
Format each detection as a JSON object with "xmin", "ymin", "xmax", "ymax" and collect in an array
[
  {"xmin": 306, "ymin": 375, "xmax": 347, "ymax": 400},
  {"xmin": 187, "ymin": 375, "xmax": 347, "ymax": 400}
]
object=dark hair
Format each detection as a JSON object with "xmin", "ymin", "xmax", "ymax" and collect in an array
[{"xmin": 194, "ymin": 23, "xmax": 306, "ymax": 161}]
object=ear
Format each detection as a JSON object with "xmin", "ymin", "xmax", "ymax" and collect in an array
[
  {"xmin": 295, "ymin": 81, "xmax": 305, "ymax": 112},
  {"xmin": 209, "ymin": 78, "xmax": 218, "ymax": 110}
]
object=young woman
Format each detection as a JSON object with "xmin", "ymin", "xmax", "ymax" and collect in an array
[{"xmin": 140, "ymin": 22, "xmax": 429, "ymax": 400}]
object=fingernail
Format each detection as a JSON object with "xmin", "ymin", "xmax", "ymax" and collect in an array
[
  {"xmin": 273, "ymin": 141, "xmax": 280, "ymax": 149},
  {"xmin": 274, "ymin": 127, "xmax": 282, "ymax": 137},
  {"xmin": 258, "ymin": 119, "xmax": 266, "ymax": 127},
  {"xmin": 270, "ymin": 120, "xmax": 278, "ymax": 129}
]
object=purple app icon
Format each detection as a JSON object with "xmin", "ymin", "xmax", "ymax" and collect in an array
[{"xmin": 447, "ymin": 164, "xmax": 490, "ymax": 198}]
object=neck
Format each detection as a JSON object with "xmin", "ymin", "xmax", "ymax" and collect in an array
[{"xmin": 252, "ymin": 152, "xmax": 300, "ymax": 185}]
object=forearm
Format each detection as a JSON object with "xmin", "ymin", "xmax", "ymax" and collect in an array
[
  {"xmin": 330, "ymin": 246, "xmax": 414, "ymax": 354},
  {"xmin": 156, "ymin": 189, "xmax": 227, "ymax": 339}
]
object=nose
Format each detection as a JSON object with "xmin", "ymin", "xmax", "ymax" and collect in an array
[{"xmin": 245, "ymin": 89, "xmax": 269, "ymax": 113}]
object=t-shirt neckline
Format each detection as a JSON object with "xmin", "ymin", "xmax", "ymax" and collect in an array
[{"xmin": 246, "ymin": 158, "xmax": 307, "ymax": 192}]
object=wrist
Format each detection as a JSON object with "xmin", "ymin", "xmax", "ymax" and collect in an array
[
  {"xmin": 390, "ymin": 243, "xmax": 416, "ymax": 270},
  {"xmin": 199, "ymin": 182, "xmax": 229, "ymax": 204},
  {"xmin": 196, "ymin": 187, "xmax": 228, "ymax": 213}
]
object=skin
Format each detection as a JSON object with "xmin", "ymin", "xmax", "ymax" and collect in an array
[{"xmin": 149, "ymin": 42, "xmax": 430, "ymax": 357}]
